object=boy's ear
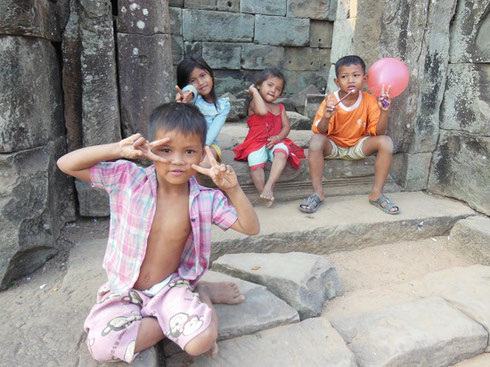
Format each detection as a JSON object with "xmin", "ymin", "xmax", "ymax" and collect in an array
[{"xmin": 333, "ymin": 78, "xmax": 340, "ymax": 88}]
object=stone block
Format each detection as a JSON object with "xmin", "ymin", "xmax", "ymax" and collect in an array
[
  {"xmin": 241, "ymin": 44, "xmax": 285, "ymax": 70},
  {"xmin": 75, "ymin": 180, "xmax": 110, "ymax": 217},
  {"xmin": 331, "ymin": 297, "xmax": 487, "ymax": 367},
  {"xmin": 213, "ymin": 252, "xmax": 343, "ymax": 319},
  {"xmin": 118, "ymin": 33, "xmax": 174, "ymax": 138},
  {"xmin": 185, "ymin": 0, "xmax": 217, "ymax": 10},
  {"xmin": 184, "ymin": 41, "xmax": 202, "ymax": 56},
  {"xmin": 441, "ymin": 63, "xmax": 490, "ymax": 135},
  {"xmin": 428, "ymin": 131, "xmax": 490, "ymax": 216},
  {"xmin": 0, "ymin": 0, "xmax": 61, "ymax": 41},
  {"xmin": 202, "ymin": 42, "xmax": 242, "ymax": 69},
  {"xmin": 284, "ymin": 47, "xmax": 330, "ymax": 71},
  {"xmin": 336, "ymin": 0, "xmax": 358, "ymax": 20},
  {"xmin": 166, "ymin": 318, "xmax": 357, "ymax": 366},
  {"xmin": 214, "ymin": 70, "xmax": 245, "ymax": 96},
  {"xmin": 391, "ymin": 152, "xmax": 432, "ymax": 191},
  {"xmin": 0, "ymin": 37, "xmax": 63, "ymax": 153},
  {"xmin": 287, "ymin": 0, "xmax": 336, "ymax": 21},
  {"xmin": 330, "ymin": 18, "xmax": 356, "ymax": 63},
  {"xmin": 254, "ymin": 15, "xmax": 309, "ymax": 47},
  {"xmin": 304, "ymin": 94, "xmax": 324, "ymax": 120},
  {"xmin": 0, "ymin": 138, "xmax": 76, "ymax": 290},
  {"xmin": 217, "ymin": 0, "xmax": 239, "ymax": 12},
  {"xmin": 449, "ymin": 217, "xmax": 490, "ymax": 266},
  {"xmin": 275, "ymin": 97, "xmax": 296, "ymax": 112},
  {"xmin": 240, "ymin": 0, "xmax": 286, "ymax": 16},
  {"xmin": 170, "ymin": 7, "xmax": 182, "ymax": 35},
  {"xmin": 310, "ymin": 20, "xmax": 334, "ymax": 48},
  {"xmin": 118, "ymin": 0, "xmax": 170, "ymax": 34},
  {"xmin": 287, "ymin": 85, "xmax": 321, "ymax": 114},
  {"xmin": 183, "ymin": 10, "xmax": 254, "ymax": 42},
  {"xmin": 80, "ymin": 0, "xmax": 121, "ymax": 146},
  {"xmin": 221, "ymin": 93, "xmax": 247, "ymax": 122},
  {"xmin": 283, "ymin": 70, "xmax": 327, "ymax": 96},
  {"xmin": 169, "ymin": 0, "xmax": 183, "ymax": 7},
  {"xmin": 172, "ymin": 35, "xmax": 184, "ymax": 65},
  {"xmin": 288, "ymin": 111, "xmax": 311, "ymax": 130}
]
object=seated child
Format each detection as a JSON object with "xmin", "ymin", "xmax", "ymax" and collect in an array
[
  {"xmin": 299, "ymin": 55, "xmax": 399, "ymax": 215},
  {"xmin": 57, "ymin": 103, "xmax": 259, "ymax": 363},
  {"xmin": 175, "ymin": 54, "xmax": 230, "ymax": 167},
  {"xmin": 233, "ymin": 68, "xmax": 305, "ymax": 207}
]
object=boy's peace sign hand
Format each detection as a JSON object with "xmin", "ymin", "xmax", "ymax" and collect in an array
[
  {"xmin": 377, "ymin": 84, "xmax": 392, "ymax": 111},
  {"xmin": 175, "ymin": 86, "xmax": 194, "ymax": 104},
  {"xmin": 119, "ymin": 133, "xmax": 170, "ymax": 163},
  {"xmin": 192, "ymin": 146, "xmax": 238, "ymax": 191},
  {"xmin": 323, "ymin": 91, "xmax": 337, "ymax": 119}
]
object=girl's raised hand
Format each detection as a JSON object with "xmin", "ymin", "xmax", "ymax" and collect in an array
[
  {"xmin": 245, "ymin": 84, "xmax": 259, "ymax": 96},
  {"xmin": 119, "ymin": 133, "xmax": 170, "ymax": 163},
  {"xmin": 192, "ymin": 146, "xmax": 238, "ymax": 191},
  {"xmin": 378, "ymin": 84, "xmax": 392, "ymax": 111},
  {"xmin": 175, "ymin": 85, "xmax": 194, "ymax": 104}
]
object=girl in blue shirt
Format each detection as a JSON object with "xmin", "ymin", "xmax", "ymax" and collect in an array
[{"xmin": 176, "ymin": 55, "xmax": 230, "ymax": 167}]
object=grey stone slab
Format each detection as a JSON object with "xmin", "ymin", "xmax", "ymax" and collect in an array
[
  {"xmin": 184, "ymin": 41, "xmax": 202, "ymax": 56},
  {"xmin": 118, "ymin": 0, "xmax": 170, "ymax": 34},
  {"xmin": 331, "ymin": 297, "xmax": 487, "ymax": 367},
  {"xmin": 287, "ymin": 111, "xmax": 311, "ymax": 130},
  {"xmin": 75, "ymin": 180, "xmax": 110, "ymax": 217},
  {"xmin": 241, "ymin": 43, "xmax": 285, "ymax": 70},
  {"xmin": 391, "ymin": 152, "xmax": 432, "ymax": 191},
  {"xmin": 287, "ymin": 0, "xmax": 337, "ymax": 21},
  {"xmin": 284, "ymin": 47, "xmax": 330, "ymax": 71},
  {"xmin": 117, "ymin": 33, "xmax": 174, "ymax": 138},
  {"xmin": 287, "ymin": 85, "xmax": 322, "ymax": 114},
  {"xmin": 0, "ymin": 37, "xmax": 63, "ymax": 152},
  {"xmin": 282, "ymin": 70, "xmax": 327, "ymax": 95},
  {"xmin": 183, "ymin": 9, "xmax": 254, "ymax": 42},
  {"xmin": 166, "ymin": 318, "xmax": 357, "ymax": 366},
  {"xmin": 214, "ymin": 70, "xmax": 246, "ymax": 95},
  {"xmin": 170, "ymin": 7, "xmax": 183, "ymax": 35},
  {"xmin": 202, "ymin": 42, "xmax": 242, "ymax": 69},
  {"xmin": 221, "ymin": 93, "xmax": 247, "ymax": 122},
  {"xmin": 310, "ymin": 20, "xmax": 334, "ymax": 48},
  {"xmin": 213, "ymin": 252, "xmax": 343, "ymax": 319},
  {"xmin": 304, "ymin": 93, "xmax": 324, "ymax": 120},
  {"xmin": 170, "ymin": 0, "xmax": 183, "ymax": 7},
  {"xmin": 255, "ymin": 15, "xmax": 309, "ymax": 46},
  {"xmin": 185, "ymin": 0, "xmax": 217, "ymax": 10},
  {"xmin": 449, "ymin": 217, "xmax": 490, "ymax": 266},
  {"xmin": 217, "ymin": 0, "xmax": 239, "ymax": 12},
  {"xmin": 428, "ymin": 131, "xmax": 490, "ymax": 216},
  {"xmin": 172, "ymin": 35, "xmax": 184, "ymax": 65},
  {"xmin": 240, "ymin": 0, "xmax": 287, "ymax": 16}
]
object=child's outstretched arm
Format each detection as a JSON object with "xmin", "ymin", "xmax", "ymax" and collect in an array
[
  {"xmin": 266, "ymin": 107, "xmax": 291, "ymax": 149},
  {"xmin": 193, "ymin": 147, "xmax": 260, "ymax": 236},
  {"xmin": 57, "ymin": 134, "xmax": 169, "ymax": 182},
  {"xmin": 376, "ymin": 84, "xmax": 392, "ymax": 135},
  {"xmin": 246, "ymin": 84, "xmax": 268, "ymax": 116}
]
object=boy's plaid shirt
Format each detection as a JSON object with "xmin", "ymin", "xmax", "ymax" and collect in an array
[{"xmin": 90, "ymin": 160, "xmax": 237, "ymax": 293}]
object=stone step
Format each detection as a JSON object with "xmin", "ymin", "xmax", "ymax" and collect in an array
[
  {"xmin": 448, "ymin": 216, "xmax": 490, "ymax": 265},
  {"xmin": 210, "ymin": 191, "xmax": 475, "ymax": 261}
]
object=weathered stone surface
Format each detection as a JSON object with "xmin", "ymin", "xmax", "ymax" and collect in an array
[
  {"xmin": 391, "ymin": 152, "xmax": 432, "ymax": 191},
  {"xmin": 287, "ymin": 85, "xmax": 321, "ymax": 114},
  {"xmin": 331, "ymin": 297, "xmax": 487, "ymax": 367},
  {"xmin": 284, "ymin": 47, "xmax": 330, "ymax": 71},
  {"xmin": 184, "ymin": 41, "xmax": 202, "ymax": 56},
  {"xmin": 214, "ymin": 70, "xmax": 245, "ymax": 95},
  {"xmin": 275, "ymin": 97, "xmax": 296, "ymax": 112},
  {"xmin": 217, "ymin": 0, "xmax": 239, "ymax": 12},
  {"xmin": 200, "ymin": 271, "xmax": 299, "ymax": 340},
  {"xmin": 75, "ymin": 180, "xmax": 110, "ymax": 217},
  {"xmin": 428, "ymin": 131, "xmax": 490, "ymax": 216},
  {"xmin": 172, "ymin": 35, "xmax": 184, "ymax": 65},
  {"xmin": 287, "ymin": 0, "xmax": 336, "ymax": 21},
  {"xmin": 0, "ymin": 0, "xmax": 62, "ymax": 41},
  {"xmin": 0, "ymin": 138, "xmax": 76, "ymax": 290},
  {"xmin": 304, "ymin": 93, "xmax": 324, "ymax": 120},
  {"xmin": 288, "ymin": 111, "xmax": 311, "ymax": 130},
  {"xmin": 0, "ymin": 37, "xmax": 63, "ymax": 153},
  {"xmin": 170, "ymin": 6, "xmax": 183, "ymax": 35},
  {"xmin": 183, "ymin": 10, "xmax": 254, "ymax": 42},
  {"xmin": 118, "ymin": 0, "xmax": 170, "ymax": 34},
  {"xmin": 449, "ymin": 217, "xmax": 490, "ymax": 266},
  {"xmin": 185, "ymin": 0, "xmax": 217, "ymax": 10},
  {"xmin": 449, "ymin": 0, "xmax": 490, "ymax": 63},
  {"xmin": 118, "ymin": 33, "xmax": 174, "ymax": 138},
  {"xmin": 241, "ymin": 43, "xmax": 285, "ymax": 70},
  {"xmin": 213, "ymin": 252, "xmax": 343, "ymax": 319},
  {"xmin": 441, "ymin": 63, "xmax": 490, "ymax": 135},
  {"xmin": 283, "ymin": 70, "xmax": 327, "ymax": 95},
  {"xmin": 221, "ymin": 93, "xmax": 247, "ymax": 122},
  {"xmin": 254, "ymin": 15, "xmax": 309, "ymax": 47},
  {"xmin": 166, "ymin": 318, "xmax": 357, "ymax": 366},
  {"xmin": 80, "ymin": 0, "xmax": 121, "ymax": 146},
  {"xmin": 310, "ymin": 20, "xmax": 334, "ymax": 48},
  {"xmin": 240, "ymin": 0, "xmax": 286, "ymax": 16},
  {"xmin": 329, "ymin": 18, "xmax": 356, "ymax": 65},
  {"xmin": 336, "ymin": 0, "xmax": 358, "ymax": 20},
  {"xmin": 170, "ymin": 0, "xmax": 184, "ymax": 7},
  {"xmin": 202, "ymin": 42, "xmax": 241, "ymax": 69}
]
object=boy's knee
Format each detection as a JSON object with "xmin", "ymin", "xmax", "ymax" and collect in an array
[
  {"xmin": 184, "ymin": 326, "xmax": 217, "ymax": 356},
  {"xmin": 379, "ymin": 135, "xmax": 393, "ymax": 153},
  {"xmin": 309, "ymin": 135, "xmax": 326, "ymax": 152}
]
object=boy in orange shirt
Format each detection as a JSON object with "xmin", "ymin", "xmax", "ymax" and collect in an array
[{"xmin": 299, "ymin": 55, "xmax": 399, "ymax": 214}]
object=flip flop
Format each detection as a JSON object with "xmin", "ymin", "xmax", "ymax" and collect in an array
[
  {"xmin": 369, "ymin": 195, "xmax": 400, "ymax": 215},
  {"xmin": 299, "ymin": 194, "xmax": 323, "ymax": 213}
]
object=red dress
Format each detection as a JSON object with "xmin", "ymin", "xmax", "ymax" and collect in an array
[{"xmin": 233, "ymin": 104, "xmax": 305, "ymax": 169}]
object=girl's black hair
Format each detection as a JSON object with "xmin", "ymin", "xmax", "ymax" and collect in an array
[
  {"xmin": 335, "ymin": 55, "xmax": 366, "ymax": 77},
  {"xmin": 176, "ymin": 54, "xmax": 217, "ymax": 104},
  {"xmin": 148, "ymin": 102, "xmax": 207, "ymax": 146},
  {"xmin": 254, "ymin": 67, "xmax": 286, "ymax": 91}
]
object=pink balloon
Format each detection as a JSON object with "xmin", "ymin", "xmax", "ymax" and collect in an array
[{"xmin": 367, "ymin": 58, "xmax": 409, "ymax": 98}]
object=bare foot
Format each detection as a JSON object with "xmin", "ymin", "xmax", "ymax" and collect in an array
[
  {"xmin": 260, "ymin": 187, "xmax": 274, "ymax": 207},
  {"xmin": 196, "ymin": 281, "xmax": 245, "ymax": 304},
  {"xmin": 206, "ymin": 343, "xmax": 219, "ymax": 358}
]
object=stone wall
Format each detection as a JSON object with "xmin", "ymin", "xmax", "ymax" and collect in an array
[{"xmin": 169, "ymin": 0, "xmax": 335, "ymax": 96}]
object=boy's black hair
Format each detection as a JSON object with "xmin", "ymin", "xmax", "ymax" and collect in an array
[
  {"xmin": 176, "ymin": 54, "xmax": 217, "ymax": 104},
  {"xmin": 148, "ymin": 102, "xmax": 207, "ymax": 146},
  {"xmin": 254, "ymin": 67, "xmax": 286, "ymax": 91},
  {"xmin": 335, "ymin": 55, "xmax": 366, "ymax": 77}
]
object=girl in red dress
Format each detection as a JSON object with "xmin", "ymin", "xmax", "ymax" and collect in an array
[{"xmin": 233, "ymin": 68, "xmax": 305, "ymax": 207}]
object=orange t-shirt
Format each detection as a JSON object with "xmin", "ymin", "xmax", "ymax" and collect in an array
[{"xmin": 311, "ymin": 90, "xmax": 380, "ymax": 148}]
